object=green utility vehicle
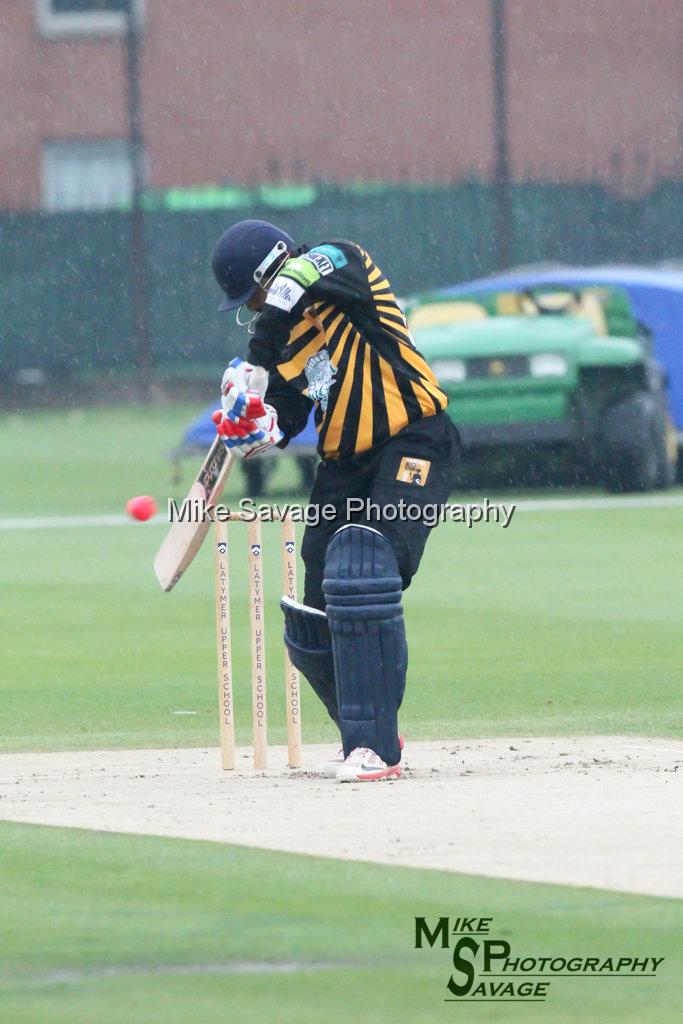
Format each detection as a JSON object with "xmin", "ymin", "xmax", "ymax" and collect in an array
[{"xmin": 408, "ymin": 287, "xmax": 677, "ymax": 491}]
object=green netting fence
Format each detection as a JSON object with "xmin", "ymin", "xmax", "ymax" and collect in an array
[{"xmin": 1, "ymin": 180, "xmax": 682, "ymax": 379}]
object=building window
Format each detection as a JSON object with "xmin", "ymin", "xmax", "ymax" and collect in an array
[
  {"xmin": 42, "ymin": 140, "xmax": 138, "ymax": 212},
  {"xmin": 36, "ymin": 0, "xmax": 144, "ymax": 38}
]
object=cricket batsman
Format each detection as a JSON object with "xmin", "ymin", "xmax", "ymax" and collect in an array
[{"xmin": 212, "ymin": 220, "xmax": 459, "ymax": 781}]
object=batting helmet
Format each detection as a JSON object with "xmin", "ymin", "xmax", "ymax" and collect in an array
[{"xmin": 211, "ymin": 219, "xmax": 295, "ymax": 311}]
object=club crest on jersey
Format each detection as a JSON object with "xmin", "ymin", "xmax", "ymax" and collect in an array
[
  {"xmin": 397, "ymin": 456, "xmax": 431, "ymax": 486},
  {"xmin": 304, "ymin": 350, "xmax": 337, "ymax": 412}
]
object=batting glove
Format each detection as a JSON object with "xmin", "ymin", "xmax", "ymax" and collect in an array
[
  {"xmin": 212, "ymin": 404, "xmax": 283, "ymax": 460},
  {"xmin": 221, "ymin": 358, "xmax": 268, "ymax": 423}
]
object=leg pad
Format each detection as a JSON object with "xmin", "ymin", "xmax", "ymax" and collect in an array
[
  {"xmin": 323, "ymin": 525, "xmax": 406, "ymax": 765},
  {"xmin": 281, "ymin": 596, "xmax": 338, "ymax": 726}
]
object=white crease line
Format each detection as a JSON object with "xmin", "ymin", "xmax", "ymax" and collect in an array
[
  {"xmin": 4, "ymin": 960, "xmax": 348, "ymax": 988},
  {"xmin": 0, "ymin": 515, "xmax": 150, "ymax": 531},
  {"xmin": 513, "ymin": 495, "xmax": 683, "ymax": 513}
]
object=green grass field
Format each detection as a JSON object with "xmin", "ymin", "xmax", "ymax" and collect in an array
[
  {"xmin": 2, "ymin": 822, "xmax": 681, "ymax": 1024},
  {"xmin": 1, "ymin": 406, "xmax": 682, "ymax": 751},
  {"xmin": 1, "ymin": 406, "xmax": 681, "ymax": 1023}
]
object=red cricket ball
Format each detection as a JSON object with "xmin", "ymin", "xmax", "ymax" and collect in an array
[{"xmin": 126, "ymin": 495, "xmax": 158, "ymax": 521}]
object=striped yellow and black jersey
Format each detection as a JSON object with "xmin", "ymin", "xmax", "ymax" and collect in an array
[{"xmin": 247, "ymin": 239, "xmax": 447, "ymax": 461}]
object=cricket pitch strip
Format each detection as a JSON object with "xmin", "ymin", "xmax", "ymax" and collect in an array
[{"xmin": 1, "ymin": 736, "xmax": 681, "ymax": 898}]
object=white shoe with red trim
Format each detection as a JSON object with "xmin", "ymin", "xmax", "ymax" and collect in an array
[
  {"xmin": 320, "ymin": 736, "xmax": 404, "ymax": 779},
  {"xmin": 319, "ymin": 747, "xmax": 345, "ymax": 778},
  {"xmin": 336, "ymin": 746, "xmax": 402, "ymax": 783}
]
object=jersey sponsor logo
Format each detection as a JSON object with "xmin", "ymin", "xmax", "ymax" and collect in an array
[
  {"xmin": 396, "ymin": 456, "xmax": 431, "ymax": 486},
  {"xmin": 301, "ymin": 250, "xmax": 335, "ymax": 276},
  {"xmin": 266, "ymin": 276, "xmax": 306, "ymax": 312},
  {"xmin": 304, "ymin": 350, "xmax": 337, "ymax": 412},
  {"xmin": 310, "ymin": 244, "xmax": 347, "ymax": 269},
  {"xmin": 279, "ymin": 256, "xmax": 320, "ymax": 289}
]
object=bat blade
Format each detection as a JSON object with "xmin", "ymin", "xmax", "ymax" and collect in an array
[{"xmin": 154, "ymin": 437, "xmax": 234, "ymax": 592}]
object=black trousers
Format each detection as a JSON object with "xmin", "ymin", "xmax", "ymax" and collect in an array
[{"xmin": 301, "ymin": 412, "xmax": 461, "ymax": 609}]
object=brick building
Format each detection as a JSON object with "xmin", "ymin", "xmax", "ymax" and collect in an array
[{"xmin": 1, "ymin": 0, "xmax": 682, "ymax": 211}]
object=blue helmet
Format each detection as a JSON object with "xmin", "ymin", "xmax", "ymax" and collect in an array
[{"xmin": 211, "ymin": 219, "xmax": 295, "ymax": 311}]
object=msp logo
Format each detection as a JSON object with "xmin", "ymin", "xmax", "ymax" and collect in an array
[
  {"xmin": 216, "ymin": 541, "xmax": 227, "ymax": 555},
  {"xmin": 250, "ymin": 543, "xmax": 261, "ymax": 557},
  {"xmin": 304, "ymin": 350, "xmax": 337, "ymax": 411},
  {"xmin": 284, "ymin": 540, "xmax": 295, "ymax": 554},
  {"xmin": 415, "ymin": 915, "xmax": 665, "ymax": 1005}
]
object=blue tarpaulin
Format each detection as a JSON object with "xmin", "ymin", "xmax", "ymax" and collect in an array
[{"xmin": 437, "ymin": 267, "xmax": 683, "ymax": 429}]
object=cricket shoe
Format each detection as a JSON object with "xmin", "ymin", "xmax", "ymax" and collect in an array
[
  {"xmin": 319, "ymin": 747, "xmax": 346, "ymax": 778},
  {"xmin": 319, "ymin": 735, "xmax": 404, "ymax": 779},
  {"xmin": 336, "ymin": 744, "xmax": 403, "ymax": 783}
]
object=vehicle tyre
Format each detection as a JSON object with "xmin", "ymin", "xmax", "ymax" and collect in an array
[
  {"xmin": 654, "ymin": 417, "xmax": 678, "ymax": 489},
  {"xmin": 601, "ymin": 391, "xmax": 664, "ymax": 493}
]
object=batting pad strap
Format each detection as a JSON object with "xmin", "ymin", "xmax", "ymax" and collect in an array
[
  {"xmin": 323, "ymin": 576, "xmax": 402, "ymax": 598},
  {"xmin": 281, "ymin": 596, "xmax": 338, "ymax": 726},
  {"xmin": 323, "ymin": 525, "xmax": 406, "ymax": 766}
]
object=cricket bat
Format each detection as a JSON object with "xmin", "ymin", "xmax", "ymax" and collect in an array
[{"xmin": 154, "ymin": 436, "xmax": 235, "ymax": 591}]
